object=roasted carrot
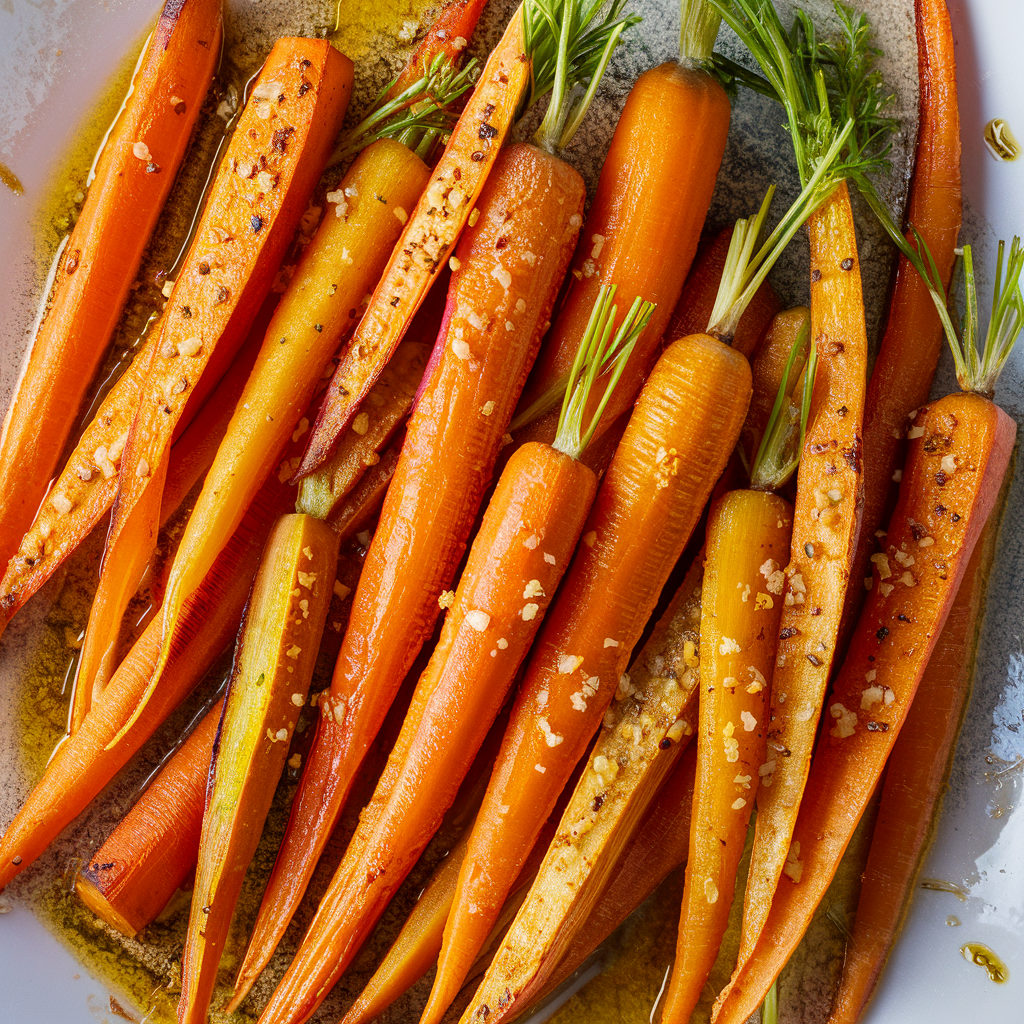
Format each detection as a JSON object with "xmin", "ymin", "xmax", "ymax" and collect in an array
[
  {"xmin": 844, "ymin": 0, "xmax": 962, "ymax": 628},
  {"xmin": 253, "ymin": 288, "xmax": 650, "ymax": 1024},
  {"xmin": 75, "ymin": 697, "xmax": 224, "ymax": 937},
  {"xmin": 828, "ymin": 502, "xmax": 1003, "ymax": 1024},
  {"xmin": 0, "ymin": 0, "xmax": 222, "ymax": 575},
  {"xmin": 76, "ymin": 38, "xmax": 353, "ymax": 709},
  {"xmin": 177, "ymin": 515, "xmax": 339, "ymax": 1024},
  {"xmin": 426, "ymin": 332, "xmax": 751, "ymax": 1024},
  {"xmin": 453, "ymin": 551, "xmax": 704, "ymax": 1024},
  {"xmin": 712, "ymin": 237, "xmax": 1022, "ymax": 1024},
  {"xmin": 510, "ymin": 0, "xmax": 730, "ymax": 445}
]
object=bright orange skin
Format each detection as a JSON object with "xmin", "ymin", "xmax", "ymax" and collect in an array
[
  {"xmin": 233, "ymin": 144, "xmax": 585, "ymax": 1006},
  {"xmin": 75, "ymin": 39, "xmax": 353, "ymax": 702},
  {"xmin": 514, "ymin": 61, "xmax": 731, "ymax": 450},
  {"xmin": 845, "ymin": 0, "xmax": 962, "ymax": 634},
  {"xmin": 428, "ymin": 335, "xmax": 752, "ymax": 1024},
  {"xmin": 255, "ymin": 445, "xmax": 595, "ymax": 1024},
  {"xmin": 0, "ymin": 0, "xmax": 222, "ymax": 576},
  {"xmin": 713, "ymin": 393, "xmax": 1017, "ymax": 1024},
  {"xmin": 75, "ymin": 698, "xmax": 224, "ymax": 937},
  {"xmin": 298, "ymin": 9, "xmax": 531, "ymax": 477}
]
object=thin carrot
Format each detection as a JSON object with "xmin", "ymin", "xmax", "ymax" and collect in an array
[
  {"xmin": 453, "ymin": 552, "xmax": 704, "ymax": 1024},
  {"xmin": 510, "ymin": 0, "xmax": 731, "ymax": 443},
  {"xmin": 74, "ymin": 697, "xmax": 224, "ymax": 938},
  {"xmin": 177, "ymin": 515, "xmax": 339, "ymax": 1024},
  {"xmin": 426, "ymin": 333, "xmax": 751, "ymax": 1024},
  {"xmin": 0, "ymin": 0, "xmax": 222, "ymax": 575},
  {"xmin": 253, "ymin": 289, "xmax": 650, "ymax": 1024},
  {"xmin": 330, "ymin": 439, "xmax": 401, "ymax": 538},
  {"xmin": 828, "ymin": 501, "xmax": 1003, "ymax": 1024},
  {"xmin": 77, "ymin": 38, "xmax": 353, "ymax": 710},
  {"xmin": 843, "ymin": 0, "xmax": 962, "ymax": 630},
  {"xmin": 712, "ymin": 236, "xmax": 1022, "ymax": 1024}
]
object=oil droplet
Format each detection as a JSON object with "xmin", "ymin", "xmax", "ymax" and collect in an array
[
  {"xmin": 960, "ymin": 942, "xmax": 1009, "ymax": 983},
  {"xmin": 946, "ymin": 915, "xmax": 961, "ymax": 927},
  {"xmin": 984, "ymin": 118, "xmax": 1020, "ymax": 161},
  {"xmin": 920, "ymin": 876, "xmax": 970, "ymax": 901},
  {"xmin": 0, "ymin": 161, "xmax": 24, "ymax": 195}
]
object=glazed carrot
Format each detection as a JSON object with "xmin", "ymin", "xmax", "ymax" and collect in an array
[
  {"xmin": 75, "ymin": 698, "xmax": 224, "ymax": 937},
  {"xmin": 77, "ymin": 38, "xmax": 353, "ymax": 708},
  {"xmin": 0, "ymin": 475, "xmax": 288, "ymax": 892},
  {"xmin": 0, "ymin": 0, "xmax": 222, "ymax": 575},
  {"xmin": 510, "ymin": 3, "xmax": 730, "ymax": 443},
  {"xmin": 233, "ymin": 135, "xmax": 590, "ymax": 1008},
  {"xmin": 330, "ymin": 439, "xmax": 401, "ymax": 538},
  {"xmin": 453, "ymin": 553, "xmax": 704, "ymax": 1024},
  {"xmin": 254, "ymin": 290, "xmax": 650, "ymax": 1024},
  {"xmin": 828, "ymin": 504, "xmax": 1002, "ymax": 1024},
  {"xmin": 844, "ymin": 0, "xmax": 962, "ymax": 627},
  {"xmin": 427, "ymin": 334, "xmax": 751, "ymax": 1024},
  {"xmin": 296, "ymin": 7, "xmax": 533, "ymax": 478},
  {"xmin": 178, "ymin": 515, "xmax": 339, "ymax": 1024},
  {"xmin": 713, "ymin": 237, "xmax": 1022, "ymax": 1022}
]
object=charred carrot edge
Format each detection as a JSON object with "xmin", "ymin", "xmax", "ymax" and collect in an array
[
  {"xmin": 157, "ymin": 137, "xmax": 429, "ymax": 672},
  {"xmin": 0, "ymin": 0, "xmax": 222, "ymax": 575},
  {"xmin": 178, "ymin": 515, "xmax": 339, "ymax": 1024},
  {"xmin": 661, "ymin": 492, "xmax": 791, "ymax": 1024},
  {"xmin": 80, "ymin": 39, "xmax": 354, "ymax": 716},
  {"xmin": 713, "ymin": 393, "xmax": 1017, "ymax": 1024},
  {"xmin": 230, "ymin": 142, "xmax": 586, "ymax": 1010},
  {"xmin": 427, "ymin": 335, "xmax": 752, "ymax": 1024},
  {"xmin": 297, "ymin": 6, "xmax": 532, "ymax": 478},
  {"xmin": 666, "ymin": 227, "xmax": 782, "ymax": 360},
  {"xmin": 75, "ymin": 697, "xmax": 224, "ymax": 938},
  {"xmin": 511, "ymin": 60, "xmax": 732, "ymax": 449},
  {"xmin": 0, "ymin": 472, "xmax": 290, "ymax": 893},
  {"xmin": 738, "ymin": 181, "xmax": 868, "ymax": 965},
  {"xmin": 843, "ymin": 0, "xmax": 962, "ymax": 632},
  {"xmin": 257, "ymin": 442, "xmax": 596, "ymax": 1024},
  {"xmin": 456, "ymin": 554, "xmax": 704, "ymax": 1024}
]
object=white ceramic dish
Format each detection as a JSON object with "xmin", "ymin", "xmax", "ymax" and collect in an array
[{"xmin": 0, "ymin": 1, "xmax": 1021, "ymax": 1022}]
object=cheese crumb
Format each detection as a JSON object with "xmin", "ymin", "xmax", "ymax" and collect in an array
[
  {"xmin": 351, "ymin": 412, "xmax": 370, "ymax": 435},
  {"xmin": 297, "ymin": 571, "xmax": 317, "ymax": 589},
  {"xmin": 740, "ymin": 710, "xmax": 758, "ymax": 732},
  {"xmin": 705, "ymin": 878, "xmax": 719, "ymax": 904},
  {"xmin": 719, "ymin": 637, "xmax": 741, "ymax": 656},
  {"xmin": 603, "ymin": 638, "xmax": 619, "ymax": 649},
  {"xmin": 438, "ymin": 590, "xmax": 455, "ymax": 609},
  {"xmin": 133, "ymin": 141, "xmax": 151, "ymax": 161},
  {"xmin": 466, "ymin": 609, "xmax": 490, "ymax": 632},
  {"xmin": 537, "ymin": 718, "xmax": 563, "ymax": 747},
  {"xmin": 732, "ymin": 797, "xmax": 747, "ymax": 810},
  {"xmin": 480, "ymin": 401, "xmax": 496, "ymax": 417},
  {"xmin": 544, "ymin": 551, "xmax": 556, "ymax": 564},
  {"xmin": 291, "ymin": 693, "xmax": 304, "ymax": 707},
  {"xmin": 558, "ymin": 654, "xmax": 584, "ymax": 674},
  {"xmin": 523, "ymin": 579, "xmax": 545, "ymax": 599},
  {"xmin": 521, "ymin": 603, "xmax": 539, "ymax": 621},
  {"xmin": 333, "ymin": 580, "xmax": 351, "ymax": 600},
  {"xmin": 286, "ymin": 645, "xmax": 302, "ymax": 659},
  {"xmin": 497, "ymin": 638, "xmax": 508, "ymax": 650}
]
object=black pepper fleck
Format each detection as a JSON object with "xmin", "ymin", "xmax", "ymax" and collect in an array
[
  {"xmin": 876, "ymin": 626, "xmax": 889, "ymax": 641},
  {"xmin": 251, "ymin": 215, "xmax": 263, "ymax": 233}
]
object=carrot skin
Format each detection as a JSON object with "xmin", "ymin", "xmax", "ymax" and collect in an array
[
  {"xmin": 255, "ymin": 445, "xmax": 595, "ymax": 1024},
  {"xmin": 713, "ymin": 392, "xmax": 1016, "ymax": 1024},
  {"xmin": 77, "ymin": 38, "xmax": 353, "ymax": 699},
  {"xmin": 739, "ymin": 181, "xmax": 868, "ymax": 964},
  {"xmin": 513, "ymin": 62, "xmax": 731, "ymax": 448},
  {"xmin": 845, "ymin": 0, "xmax": 961, "ymax": 631},
  {"xmin": 428, "ymin": 335, "xmax": 752, "ymax": 1024},
  {"xmin": 0, "ymin": 0, "xmax": 222, "ymax": 574},
  {"xmin": 828, "ymin": 492, "xmax": 1003, "ymax": 1024},
  {"xmin": 75, "ymin": 698, "xmax": 224, "ymax": 937},
  {"xmin": 232, "ymin": 143, "xmax": 585, "ymax": 1004},
  {"xmin": 661, "ymin": 490, "xmax": 791, "ymax": 1024},
  {"xmin": 297, "ymin": 7, "xmax": 531, "ymax": 477}
]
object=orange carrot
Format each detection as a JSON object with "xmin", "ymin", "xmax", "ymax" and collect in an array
[
  {"xmin": 232, "ymin": 140, "xmax": 587, "ymax": 1009},
  {"xmin": 75, "ymin": 698, "xmax": 224, "ymax": 937},
  {"xmin": 0, "ymin": 0, "xmax": 222, "ymax": 575},
  {"xmin": 828, "ymin": 502, "xmax": 1002, "ymax": 1024},
  {"xmin": 296, "ymin": 7, "xmax": 532, "ymax": 478},
  {"xmin": 426, "ymin": 334, "xmax": 752, "ymax": 1024},
  {"xmin": 844, "ymin": 0, "xmax": 962, "ymax": 629},
  {"xmin": 76, "ymin": 38, "xmax": 353, "ymax": 708}
]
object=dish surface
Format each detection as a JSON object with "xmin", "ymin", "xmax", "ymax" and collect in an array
[{"xmin": 0, "ymin": 1, "xmax": 1020, "ymax": 1022}]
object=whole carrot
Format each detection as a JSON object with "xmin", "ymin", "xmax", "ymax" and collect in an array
[
  {"xmin": 0, "ymin": 0, "xmax": 222, "ymax": 575},
  {"xmin": 76, "ymin": 38, "xmax": 353, "ymax": 710},
  {"xmin": 712, "ymin": 238, "xmax": 1022, "ymax": 1024}
]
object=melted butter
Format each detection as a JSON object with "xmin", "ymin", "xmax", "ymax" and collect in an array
[
  {"xmin": 0, "ymin": 161, "xmax": 24, "ymax": 195},
  {"xmin": 984, "ymin": 118, "xmax": 1020, "ymax": 162},
  {"xmin": 960, "ymin": 942, "xmax": 1009, "ymax": 984}
]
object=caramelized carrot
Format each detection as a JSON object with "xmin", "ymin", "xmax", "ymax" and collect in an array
[
  {"xmin": 232, "ymin": 142, "xmax": 587, "ymax": 1008},
  {"xmin": 77, "ymin": 39, "xmax": 353, "ymax": 707},
  {"xmin": 844, "ymin": 0, "xmax": 962, "ymax": 627},
  {"xmin": 0, "ymin": 0, "xmax": 222, "ymax": 575},
  {"xmin": 427, "ymin": 335, "xmax": 752, "ymax": 1024},
  {"xmin": 75, "ymin": 698, "xmax": 224, "ymax": 937}
]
